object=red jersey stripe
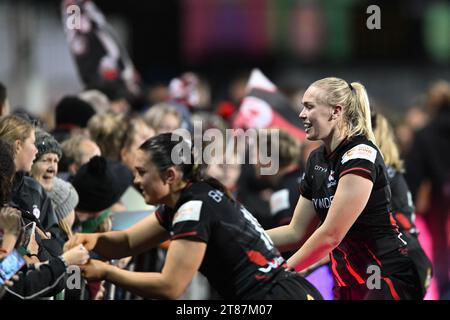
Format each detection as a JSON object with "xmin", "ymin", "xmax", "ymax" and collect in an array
[
  {"xmin": 394, "ymin": 212, "xmax": 412, "ymax": 230},
  {"xmin": 155, "ymin": 210, "xmax": 164, "ymax": 225},
  {"xmin": 389, "ymin": 212, "xmax": 400, "ymax": 229},
  {"xmin": 330, "ymin": 253, "xmax": 346, "ymax": 286},
  {"xmin": 335, "ymin": 247, "xmax": 365, "ymax": 285},
  {"xmin": 383, "ymin": 277, "xmax": 401, "ymax": 300},
  {"xmin": 171, "ymin": 231, "xmax": 198, "ymax": 239},
  {"xmin": 339, "ymin": 167, "xmax": 372, "ymax": 178},
  {"xmin": 365, "ymin": 245, "xmax": 383, "ymax": 267}
]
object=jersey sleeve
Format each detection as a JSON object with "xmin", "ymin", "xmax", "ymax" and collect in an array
[
  {"xmin": 299, "ymin": 157, "xmax": 313, "ymax": 200},
  {"xmin": 270, "ymin": 188, "xmax": 293, "ymax": 226},
  {"xmin": 338, "ymin": 143, "xmax": 378, "ymax": 182},
  {"xmin": 170, "ymin": 200, "xmax": 211, "ymax": 243}
]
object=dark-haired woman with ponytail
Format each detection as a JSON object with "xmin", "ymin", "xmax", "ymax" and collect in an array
[
  {"xmin": 65, "ymin": 133, "xmax": 322, "ymax": 300},
  {"xmin": 267, "ymin": 77, "xmax": 422, "ymax": 299}
]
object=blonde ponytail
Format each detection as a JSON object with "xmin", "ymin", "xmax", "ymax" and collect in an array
[
  {"xmin": 372, "ymin": 112, "xmax": 404, "ymax": 172},
  {"xmin": 311, "ymin": 77, "xmax": 376, "ymax": 143},
  {"xmin": 349, "ymin": 82, "xmax": 376, "ymax": 143},
  {"xmin": 59, "ymin": 218, "xmax": 74, "ymax": 239}
]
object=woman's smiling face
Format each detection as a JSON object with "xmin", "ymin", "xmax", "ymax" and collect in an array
[
  {"xmin": 299, "ymin": 85, "xmax": 335, "ymax": 141},
  {"xmin": 133, "ymin": 149, "xmax": 171, "ymax": 206}
]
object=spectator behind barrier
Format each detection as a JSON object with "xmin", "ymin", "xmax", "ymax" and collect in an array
[
  {"xmin": 59, "ymin": 134, "xmax": 101, "ymax": 179},
  {"xmin": 52, "ymin": 96, "xmax": 96, "ymax": 143}
]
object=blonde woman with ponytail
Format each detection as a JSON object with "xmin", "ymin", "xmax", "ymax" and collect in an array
[{"xmin": 267, "ymin": 77, "xmax": 422, "ymax": 299}]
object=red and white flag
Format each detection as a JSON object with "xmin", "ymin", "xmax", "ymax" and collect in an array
[{"xmin": 233, "ymin": 69, "xmax": 305, "ymax": 140}]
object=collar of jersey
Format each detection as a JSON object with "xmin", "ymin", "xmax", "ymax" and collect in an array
[
  {"xmin": 171, "ymin": 180, "xmax": 195, "ymax": 210},
  {"xmin": 323, "ymin": 136, "xmax": 349, "ymax": 160}
]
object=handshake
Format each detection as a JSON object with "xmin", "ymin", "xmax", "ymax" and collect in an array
[
  {"xmin": 61, "ymin": 243, "xmax": 90, "ymax": 267},
  {"xmin": 62, "ymin": 233, "xmax": 98, "ymax": 266},
  {"xmin": 63, "ymin": 233, "xmax": 112, "ymax": 282}
]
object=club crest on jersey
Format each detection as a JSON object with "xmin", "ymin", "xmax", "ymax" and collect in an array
[
  {"xmin": 32, "ymin": 205, "xmax": 41, "ymax": 219},
  {"xmin": 327, "ymin": 170, "xmax": 336, "ymax": 188}
]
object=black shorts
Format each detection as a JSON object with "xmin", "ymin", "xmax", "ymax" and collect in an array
[
  {"xmin": 260, "ymin": 271, "xmax": 323, "ymax": 300},
  {"xmin": 406, "ymin": 236, "xmax": 433, "ymax": 298},
  {"xmin": 333, "ymin": 263, "xmax": 423, "ymax": 300}
]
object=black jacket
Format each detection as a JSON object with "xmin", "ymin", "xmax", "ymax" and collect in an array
[
  {"xmin": 2, "ymin": 257, "xmax": 67, "ymax": 300},
  {"xmin": 11, "ymin": 172, "xmax": 62, "ymax": 241},
  {"xmin": 7, "ymin": 173, "xmax": 68, "ymax": 298},
  {"xmin": 2, "ymin": 208, "xmax": 67, "ymax": 299},
  {"xmin": 10, "ymin": 173, "xmax": 64, "ymax": 261}
]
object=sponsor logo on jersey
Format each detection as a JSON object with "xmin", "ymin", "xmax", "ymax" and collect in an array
[
  {"xmin": 270, "ymin": 189, "xmax": 290, "ymax": 215},
  {"xmin": 341, "ymin": 144, "xmax": 377, "ymax": 164},
  {"xmin": 173, "ymin": 200, "xmax": 202, "ymax": 225},
  {"xmin": 313, "ymin": 195, "xmax": 334, "ymax": 209},
  {"xmin": 246, "ymin": 250, "xmax": 269, "ymax": 266},
  {"xmin": 258, "ymin": 256, "xmax": 285, "ymax": 273},
  {"xmin": 245, "ymin": 251, "xmax": 285, "ymax": 274},
  {"xmin": 314, "ymin": 165, "xmax": 328, "ymax": 173}
]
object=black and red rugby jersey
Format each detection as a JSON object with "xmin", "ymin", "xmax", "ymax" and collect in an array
[
  {"xmin": 300, "ymin": 135, "xmax": 410, "ymax": 287},
  {"xmin": 155, "ymin": 181, "xmax": 290, "ymax": 299}
]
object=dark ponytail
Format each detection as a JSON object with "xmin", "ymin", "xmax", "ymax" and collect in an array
[{"xmin": 139, "ymin": 133, "xmax": 233, "ymax": 199}]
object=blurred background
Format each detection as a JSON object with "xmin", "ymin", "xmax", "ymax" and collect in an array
[
  {"xmin": 1, "ymin": 0, "xmax": 450, "ymax": 122},
  {"xmin": 1, "ymin": 0, "xmax": 449, "ymax": 300}
]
